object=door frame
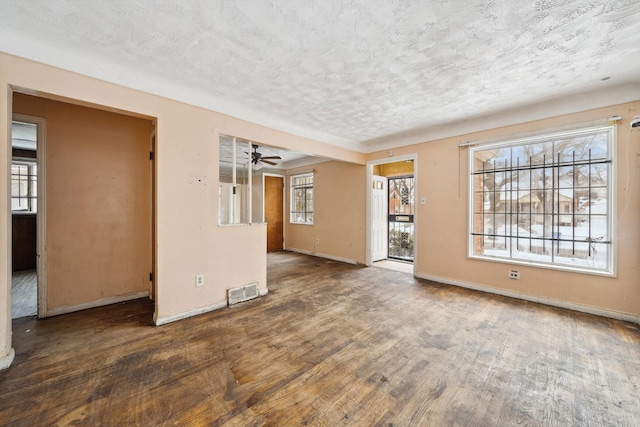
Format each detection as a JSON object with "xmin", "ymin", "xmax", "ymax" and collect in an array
[
  {"xmin": 12, "ymin": 113, "xmax": 47, "ymax": 318},
  {"xmin": 149, "ymin": 127, "xmax": 156, "ymax": 303},
  {"xmin": 366, "ymin": 153, "xmax": 418, "ymax": 269},
  {"xmin": 262, "ymin": 173, "xmax": 286, "ymax": 251}
]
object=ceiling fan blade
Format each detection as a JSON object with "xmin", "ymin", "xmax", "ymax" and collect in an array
[
  {"xmin": 260, "ymin": 156, "xmax": 282, "ymax": 160},
  {"xmin": 261, "ymin": 159, "xmax": 278, "ymax": 166}
]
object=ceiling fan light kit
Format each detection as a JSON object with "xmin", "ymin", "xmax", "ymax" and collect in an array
[{"xmin": 250, "ymin": 143, "xmax": 282, "ymax": 166}]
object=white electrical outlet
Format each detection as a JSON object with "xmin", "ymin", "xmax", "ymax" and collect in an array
[
  {"xmin": 508, "ymin": 270, "xmax": 520, "ymax": 280},
  {"xmin": 316, "ymin": 238, "xmax": 320, "ymax": 244},
  {"xmin": 195, "ymin": 274, "xmax": 205, "ymax": 287}
]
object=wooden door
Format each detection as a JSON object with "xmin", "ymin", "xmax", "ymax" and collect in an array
[{"xmin": 265, "ymin": 176, "xmax": 284, "ymax": 252}]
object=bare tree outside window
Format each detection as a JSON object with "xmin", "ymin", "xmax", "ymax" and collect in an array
[
  {"xmin": 290, "ymin": 174, "xmax": 313, "ymax": 224},
  {"xmin": 469, "ymin": 126, "xmax": 614, "ymax": 274}
]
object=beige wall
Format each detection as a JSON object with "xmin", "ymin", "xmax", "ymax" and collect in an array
[
  {"xmin": 13, "ymin": 93, "xmax": 152, "ymax": 311},
  {"xmin": 285, "ymin": 161, "xmax": 366, "ymax": 264},
  {"xmin": 0, "ymin": 53, "xmax": 362, "ymax": 365},
  {"xmin": 367, "ymin": 101, "xmax": 640, "ymax": 318}
]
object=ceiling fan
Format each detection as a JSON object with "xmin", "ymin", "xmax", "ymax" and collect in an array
[{"xmin": 248, "ymin": 144, "xmax": 281, "ymax": 166}]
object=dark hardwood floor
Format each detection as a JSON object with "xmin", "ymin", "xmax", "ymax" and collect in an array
[
  {"xmin": 1, "ymin": 251, "xmax": 639, "ymax": 426},
  {"xmin": 11, "ymin": 270, "xmax": 36, "ymax": 319}
]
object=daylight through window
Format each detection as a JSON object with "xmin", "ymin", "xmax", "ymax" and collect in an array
[
  {"xmin": 12, "ymin": 160, "xmax": 37, "ymax": 213},
  {"xmin": 290, "ymin": 173, "xmax": 314, "ymax": 224},
  {"xmin": 469, "ymin": 125, "xmax": 614, "ymax": 275}
]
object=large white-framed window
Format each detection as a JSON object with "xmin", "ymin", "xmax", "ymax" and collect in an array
[
  {"xmin": 469, "ymin": 125, "xmax": 615, "ymax": 275},
  {"xmin": 290, "ymin": 173, "xmax": 314, "ymax": 224}
]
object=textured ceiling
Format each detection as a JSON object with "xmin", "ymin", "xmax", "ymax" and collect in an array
[{"xmin": 1, "ymin": 0, "xmax": 639, "ymax": 153}]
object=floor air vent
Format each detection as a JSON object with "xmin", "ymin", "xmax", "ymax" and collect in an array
[{"xmin": 228, "ymin": 282, "xmax": 259, "ymax": 306}]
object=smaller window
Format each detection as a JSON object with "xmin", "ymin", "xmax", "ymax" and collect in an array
[
  {"xmin": 290, "ymin": 173, "xmax": 314, "ymax": 224},
  {"xmin": 11, "ymin": 160, "xmax": 37, "ymax": 213}
]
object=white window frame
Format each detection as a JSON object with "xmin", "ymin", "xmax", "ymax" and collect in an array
[
  {"xmin": 218, "ymin": 135, "xmax": 253, "ymax": 226},
  {"xmin": 468, "ymin": 125, "xmax": 616, "ymax": 276},
  {"xmin": 290, "ymin": 173, "xmax": 314, "ymax": 225},
  {"xmin": 11, "ymin": 158, "xmax": 38, "ymax": 213}
]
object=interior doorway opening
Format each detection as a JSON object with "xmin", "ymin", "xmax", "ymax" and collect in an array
[
  {"xmin": 367, "ymin": 155, "xmax": 417, "ymax": 273},
  {"xmin": 10, "ymin": 118, "xmax": 41, "ymax": 319},
  {"xmin": 10, "ymin": 92, "xmax": 156, "ymax": 321}
]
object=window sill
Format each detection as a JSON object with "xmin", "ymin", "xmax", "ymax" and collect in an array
[{"xmin": 218, "ymin": 222, "xmax": 266, "ymax": 228}]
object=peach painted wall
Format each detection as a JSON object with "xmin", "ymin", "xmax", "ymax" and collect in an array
[
  {"xmin": 285, "ymin": 161, "xmax": 366, "ymax": 264},
  {"xmin": 13, "ymin": 93, "xmax": 152, "ymax": 311},
  {"xmin": 368, "ymin": 101, "xmax": 640, "ymax": 318},
  {"xmin": 0, "ymin": 53, "xmax": 362, "ymax": 365}
]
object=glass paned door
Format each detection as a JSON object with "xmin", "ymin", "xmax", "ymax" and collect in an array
[{"xmin": 388, "ymin": 176, "xmax": 414, "ymax": 261}]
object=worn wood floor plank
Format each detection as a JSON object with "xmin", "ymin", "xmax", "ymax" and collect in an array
[{"xmin": 1, "ymin": 251, "xmax": 639, "ymax": 426}]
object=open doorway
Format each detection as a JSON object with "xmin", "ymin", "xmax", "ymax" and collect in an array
[
  {"xmin": 367, "ymin": 155, "xmax": 417, "ymax": 273},
  {"xmin": 10, "ymin": 117, "xmax": 43, "ymax": 318},
  {"xmin": 11, "ymin": 92, "xmax": 155, "ymax": 319}
]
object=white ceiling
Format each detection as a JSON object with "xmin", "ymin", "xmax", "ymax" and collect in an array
[{"xmin": 1, "ymin": 0, "xmax": 639, "ymax": 153}]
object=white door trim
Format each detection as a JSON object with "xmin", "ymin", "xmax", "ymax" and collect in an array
[{"xmin": 365, "ymin": 154, "xmax": 418, "ymax": 269}]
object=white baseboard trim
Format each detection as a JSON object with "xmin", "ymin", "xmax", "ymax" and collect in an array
[
  {"xmin": 285, "ymin": 247, "xmax": 359, "ymax": 265},
  {"xmin": 155, "ymin": 287, "xmax": 268, "ymax": 326},
  {"xmin": 46, "ymin": 291, "xmax": 149, "ymax": 317},
  {"xmin": 415, "ymin": 272, "xmax": 640, "ymax": 325},
  {"xmin": 0, "ymin": 348, "xmax": 15, "ymax": 370},
  {"xmin": 155, "ymin": 300, "xmax": 227, "ymax": 326}
]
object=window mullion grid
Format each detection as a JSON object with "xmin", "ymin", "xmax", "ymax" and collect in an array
[
  {"xmin": 28, "ymin": 164, "xmax": 35, "ymax": 212},
  {"xmin": 481, "ymin": 161, "xmax": 485, "ymax": 251},
  {"xmin": 515, "ymin": 155, "xmax": 519, "ymax": 256},
  {"xmin": 304, "ymin": 180, "xmax": 309, "ymax": 223},
  {"xmin": 503, "ymin": 159, "xmax": 508, "ymax": 252},
  {"xmin": 550, "ymin": 150, "xmax": 556, "ymax": 263},
  {"xmin": 572, "ymin": 150, "xmax": 576, "ymax": 255},
  {"xmin": 588, "ymin": 149, "xmax": 592, "ymax": 256},
  {"xmin": 542, "ymin": 154, "xmax": 546, "ymax": 254},
  {"xmin": 556, "ymin": 152, "xmax": 561, "ymax": 256},
  {"xmin": 529, "ymin": 155, "xmax": 532, "ymax": 252},
  {"xmin": 469, "ymin": 127, "xmax": 613, "ymax": 274},
  {"xmin": 493, "ymin": 161, "xmax": 496, "ymax": 248}
]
